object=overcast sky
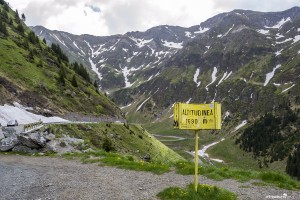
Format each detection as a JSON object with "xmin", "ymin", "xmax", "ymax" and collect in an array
[{"xmin": 6, "ymin": 0, "xmax": 300, "ymax": 36}]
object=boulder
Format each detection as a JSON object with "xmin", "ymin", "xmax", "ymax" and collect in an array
[
  {"xmin": 12, "ymin": 145, "xmax": 38, "ymax": 154},
  {"xmin": 17, "ymin": 135, "xmax": 40, "ymax": 149},
  {"xmin": 0, "ymin": 130, "xmax": 4, "ymax": 140},
  {"xmin": 0, "ymin": 135, "xmax": 19, "ymax": 151},
  {"xmin": 2, "ymin": 127, "xmax": 17, "ymax": 138},
  {"xmin": 44, "ymin": 133, "xmax": 56, "ymax": 141},
  {"xmin": 29, "ymin": 132, "xmax": 47, "ymax": 147}
]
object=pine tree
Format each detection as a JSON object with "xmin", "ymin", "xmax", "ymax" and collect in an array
[
  {"xmin": 21, "ymin": 13, "xmax": 26, "ymax": 21},
  {"xmin": 0, "ymin": 22, "xmax": 8, "ymax": 36},
  {"xmin": 71, "ymin": 75, "xmax": 78, "ymax": 87},
  {"xmin": 16, "ymin": 23, "xmax": 24, "ymax": 34},
  {"xmin": 58, "ymin": 67, "xmax": 66, "ymax": 86},
  {"xmin": 93, "ymin": 80, "xmax": 98, "ymax": 88}
]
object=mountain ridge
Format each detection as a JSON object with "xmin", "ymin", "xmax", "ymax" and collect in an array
[{"xmin": 31, "ymin": 7, "xmax": 300, "ymax": 178}]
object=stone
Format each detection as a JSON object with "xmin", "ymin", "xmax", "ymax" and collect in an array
[
  {"xmin": 45, "ymin": 133, "xmax": 56, "ymax": 141},
  {"xmin": 0, "ymin": 130, "xmax": 5, "ymax": 140},
  {"xmin": 12, "ymin": 145, "xmax": 38, "ymax": 154},
  {"xmin": 29, "ymin": 132, "xmax": 47, "ymax": 147},
  {"xmin": 17, "ymin": 135, "xmax": 40, "ymax": 149},
  {"xmin": 0, "ymin": 135, "xmax": 19, "ymax": 151},
  {"xmin": 2, "ymin": 127, "xmax": 17, "ymax": 138}
]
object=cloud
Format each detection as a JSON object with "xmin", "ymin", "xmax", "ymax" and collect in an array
[
  {"xmin": 6, "ymin": 0, "xmax": 300, "ymax": 36},
  {"xmin": 85, "ymin": 4, "xmax": 101, "ymax": 13}
]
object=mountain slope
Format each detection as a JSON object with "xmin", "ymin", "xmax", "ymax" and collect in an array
[
  {"xmin": 31, "ymin": 7, "xmax": 300, "ymax": 178},
  {"xmin": 0, "ymin": 1, "xmax": 121, "ymax": 118}
]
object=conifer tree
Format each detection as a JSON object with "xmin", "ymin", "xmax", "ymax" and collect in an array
[{"xmin": 71, "ymin": 75, "xmax": 78, "ymax": 87}]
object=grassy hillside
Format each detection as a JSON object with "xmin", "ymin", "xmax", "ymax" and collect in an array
[
  {"xmin": 0, "ymin": 1, "xmax": 121, "ymax": 117},
  {"xmin": 45, "ymin": 122, "xmax": 184, "ymax": 164}
]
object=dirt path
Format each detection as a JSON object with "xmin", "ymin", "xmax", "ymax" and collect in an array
[{"xmin": 0, "ymin": 155, "xmax": 299, "ymax": 200}]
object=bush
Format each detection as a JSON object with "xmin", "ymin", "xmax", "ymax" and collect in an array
[{"xmin": 102, "ymin": 137, "xmax": 114, "ymax": 152}]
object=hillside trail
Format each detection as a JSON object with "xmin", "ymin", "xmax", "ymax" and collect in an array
[{"xmin": 0, "ymin": 155, "xmax": 299, "ymax": 200}]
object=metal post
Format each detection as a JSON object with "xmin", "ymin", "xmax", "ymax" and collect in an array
[{"xmin": 194, "ymin": 130, "xmax": 199, "ymax": 192}]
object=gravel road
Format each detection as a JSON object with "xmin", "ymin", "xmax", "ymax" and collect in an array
[{"xmin": 0, "ymin": 154, "xmax": 299, "ymax": 200}]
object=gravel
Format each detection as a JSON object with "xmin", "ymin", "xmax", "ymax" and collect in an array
[{"xmin": 0, "ymin": 154, "xmax": 299, "ymax": 200}]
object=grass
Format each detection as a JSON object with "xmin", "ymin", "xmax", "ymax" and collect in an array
[
  {"xmin": 45, "ymin": 122, "xmax": 184, "ymax": 174},
  {"xmin": 157, "ymin": 183, "xmax": 237, "ymax": 200},
  {"xmin": 142, "ymin": 119, "xmax": 223, "ymax": 161},
  {"xmin": 174, "ymin": 161, "xmax": 300, "ymax": 190},
  {"xmin": 63, "ymin": 150, "xmax": 170, "ymax": 174},
  {"xmin": 46, "ymin": 123, "xmax": 184, "ymax": 164}
]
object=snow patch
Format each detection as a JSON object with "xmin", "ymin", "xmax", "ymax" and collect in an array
[
  {"xmin": 224, "ymin": 71, "xmax": 232, "ymax": 80},
  {"xmin": 293, "ymin": 35, "xmax": 300, "ymax": 44},
  {"xmin": 276, "ymin": 38, "xmax": 293, "ymax": 44},
  {"xmin": 276, "ymin": 33, "xmax": 284, "ymax": 39},
  {"xmin": 130, "ymin": 37, "xmax": 153, "ymax": 48},
  {"xmin": 122, "ymin": 67, "xmax": 133, "ymax": 88},
  {"xmin": 195, "ymin": 26, "xmax": 210, "ymax": 34},
  {"xmin": 89, "ymin": 57, "xmax": 102, "ymax": 80},
  {"xmin": 282, "ymin": 84, "xmax": 295, "ymax": 93},
  {"xmin": 257, "ymin": 29, "xmax": 269, "ymax": 35},
  {"xmin": 196, "ymin": 138, "xmax": 225, "ymax": 162},
  {"xmin": 193, "ymin": 68, "xmax": 201, "ymax": 87},
  {"xmin": 186, "ymin": 98, "xmax": 192, "ymax": 104},
  {"xmin": 162, "ymin": 40, "xmax": 183, "ymax": 49},
  {"xmin": 73, "ymin": 41, "xmax": 86, "ymax": 55},
  {"xmin": 205, "ymin": 67, "xmax": 218, "ymax": 91},
  {"xmin": 264, "ymin": 65, "xmax": 281, "ymax": 86},
  {"xmin": 120, "ymin": 103, "xmax": 132, "ymax": 109},
  {"xmin": 217, "ymin": 72, "xmax": 228, "ymax": 86},
  {"xmin": 264, "ymin": 17, "xmax": 291, "ymax": 29},
  {"xmin": 185, "ymin": 31, "xmax": 195, "ymax": 38},
  {"xmin": 232, "ymin": 120, "xmax": 247, "ymax": 133},
  {"xmin": 0, "ymin": 103, "xmax": 68, "ymax": 125},
  {"xmin": 275, "ymin": 49, "xmax": 283, "ymax": 56},
  {"xmin": 223, "ymin": 24, "xmax": 235, "ymax": 37},
  {"xmin": 52, "ymin": 34, "xmax": 67, "ymax": 48},
  {"xmin": 136, "ymin": 97, "xmax": 151, "ymax": 112}
]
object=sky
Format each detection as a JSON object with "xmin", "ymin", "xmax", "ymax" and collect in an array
[{"xmin": 6, "ymin": 0, "xmax": 300, "ymax": 36}]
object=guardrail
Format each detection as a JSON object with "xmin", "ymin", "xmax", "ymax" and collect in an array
[{"xmin": 23, "ymin": 121, "xmax": 43, "ymax": 132}]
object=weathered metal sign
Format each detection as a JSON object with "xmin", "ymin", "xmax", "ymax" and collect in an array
[{"xmin": 173, "ymin": 102, "xmax": 221, "ymax": 130}]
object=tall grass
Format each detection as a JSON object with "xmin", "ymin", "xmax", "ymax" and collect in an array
[
  {"xmin": 157, "ymin": 183, "xmax": 237, "ymax": 200},
  {"xmin": 175, "ymin": 161, "xmax": 300, "ymax": 190}
]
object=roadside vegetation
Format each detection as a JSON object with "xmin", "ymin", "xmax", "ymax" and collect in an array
[
  {"xmin": 174, "ymin": 161, "xmax": 300, "ymax": 190},
  {"xmin": 157, "ymin": 184, "xmax": 237, "ymax": 200}
]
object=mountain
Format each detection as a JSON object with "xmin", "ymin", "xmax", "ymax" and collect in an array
[
  {"xmin": 31, "ymin": 7, "xmax": 300, "ymax": 178},
  {"xmin": 0, "ymin": 1, "xmax": 121, "ymax": 119}
]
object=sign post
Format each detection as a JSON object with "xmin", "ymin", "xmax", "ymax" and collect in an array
[
  {"xmin": 194, "ymin": 130, "xmax": 199, "ymax": 192},
  {"xmin": 173, "ymin": 102, "xmax": 221, "ymax": 192}
]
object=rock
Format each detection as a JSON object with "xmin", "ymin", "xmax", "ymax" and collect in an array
[
  {"xmin": 29, "ymin": 132, "xmax": 47, "ymax": 147},
  {"xmin": 83, "ymin": 148, "xmax": 94, "ymax": 153},
  {"xmin": 12, "ymin": 145, "xmax": 38, "ymax": 154},
  {"xmin": 2, "ymin": 127, "xmax": 17, "ymax": 138},
  {"xmin": 63, "ymin": 136, "xmax": 84, "ymax": 144},
  {"xmin": 0, "ymin": 135, "xmax": 19, "ymax": 151},
  {"xmin": 43, "ymin": 140, "xmax": 58, "ymax": 152},
  {"xmin": 17, "ymin": 135, "xmax": 40, "ymax": 149},
  {"xmin": 43, "ymin": 139, "xmax": 81, "ymax": 154},
  {"xmin": 0, "ymin": 130, "xmax": 4, "ymax": 140},
  {"xmin": 143, "ymin": 154, "xmax": 151, "ymax": 162},
  {"xmin": 45, "ymin": 133, "xmax": 55, "ymax": 141}
]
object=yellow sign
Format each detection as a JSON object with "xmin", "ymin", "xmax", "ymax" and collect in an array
[{"xmin": 173, "ymin": 102, "xmax": 221, "ymax": 130}]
